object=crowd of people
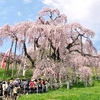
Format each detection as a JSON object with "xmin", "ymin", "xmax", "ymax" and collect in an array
[{"xmin": 0, "ymin": 78, "xmax": 48, "ymax": 100}]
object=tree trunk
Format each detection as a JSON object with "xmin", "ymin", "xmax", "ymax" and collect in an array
[
  {"xmin": 80, "ymin": 36, "xmax": 83, "ymax": 56},
  {"xmin": 23, "ymin": 42, "xmax": 35, "ymax": 67},
  {"xmin": 6, "ymin": 39, "xmax": 14, "ymax": 75},
  {"xmin": 12, "ymin": 37, "xmax": 17, "ymax": 77}
]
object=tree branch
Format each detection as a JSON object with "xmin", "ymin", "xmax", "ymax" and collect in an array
[{"xmin": 69, "ymin": 49, "xmax": 98, "ymax": 58}]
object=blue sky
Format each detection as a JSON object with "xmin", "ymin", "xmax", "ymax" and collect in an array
[
  {"xmin": 0, "ymin": 0, "xmax": 100, "ymax": 54},
  {"xmin": 0, "ymin": 0, "xmax": 44, "ymax": 54}
]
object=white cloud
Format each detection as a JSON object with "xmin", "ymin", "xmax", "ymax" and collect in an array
[
  {"xmin": 23, "ymin": 0, "xmax": 32, "ymax": 3},
  {"xmin": 42, "ymin": 0, "xmax": 100, "ymax": 28},
  {"xmin": 42, "ymin": 0, "xmax": 98, "ymax": 23},
  {"xmin": 42, "ymin": 0, "xmax": 53, "ymax": 5},
  {"xmin": 42, "ymin": 0, "xmax": 100, "ymax": 51}
]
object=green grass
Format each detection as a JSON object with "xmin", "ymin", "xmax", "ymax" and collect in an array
[
  {"xmin": 0, "ymin": 68, "xmax": 100, "ymax": 100},
  {"xmin": 18, "ymin": 81, "xmax": 100, "ymax": 100}
]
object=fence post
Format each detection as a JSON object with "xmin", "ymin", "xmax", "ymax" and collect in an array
[{"xmin": 66, "ymin": 81, "xmax": 70, "ymax": 89}]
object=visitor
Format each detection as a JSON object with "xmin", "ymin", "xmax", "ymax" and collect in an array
[
  {"xmin": 38, "ymin": 78, "xmax": 42, "ymax": 93},
  {"xmin": 2, "ymin": 81, "xmax": 8, "ymax": 98},
  {"xmin": 0, "ymin": 84, "xmax": 3, "ymax": 100},
  {"xmin": 29, "ymin": 80, "xmax": 34, "ymax": 93}
]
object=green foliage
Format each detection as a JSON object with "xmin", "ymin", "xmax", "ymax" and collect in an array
[
  {"xmin": 0, "ymin": 69, "xmax": 5, "ymax": 80},
  {"xmin": 0, "ymin": 69, "xmax": 16, "ymax": 80},
  {"xmin": 18, "ymin": 81, "xmax": 100, "ymax": 100},
  {"xmin": 0, "ymin": 68, "xmax": 33, "ymax": 81},
  {"xmin": 18, "ymin": 69, "xmax": 33, "ymax": 80}
]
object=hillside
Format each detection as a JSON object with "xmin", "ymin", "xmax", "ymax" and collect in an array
[{"xmin": 18, "ymin": 81, "xmax": 100, "ymax": 100}]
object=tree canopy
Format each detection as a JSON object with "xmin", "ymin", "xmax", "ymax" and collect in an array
[{"xmin": 0, "ymin": 7, "xmax": 100, "ymax": 86}]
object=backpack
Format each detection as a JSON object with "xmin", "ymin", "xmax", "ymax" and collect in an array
[{"xmin": 29, "ymin": 81, "xmax": 34, "ymax": 88}]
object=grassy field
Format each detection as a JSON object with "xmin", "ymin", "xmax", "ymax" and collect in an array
[
  {"xmin": 18, "ymin": 81, "xmax": 100, "ymax": 100},
  {"xmin": 0, "ymin": 68, "xmax": 100, "ymax": 100}
]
